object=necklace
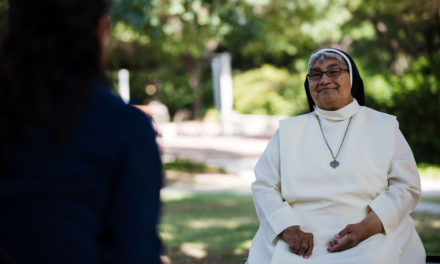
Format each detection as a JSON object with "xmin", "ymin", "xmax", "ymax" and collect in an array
[{"xmin": 316, "ymin": 115, "xmax": 352, "ymax": 169}]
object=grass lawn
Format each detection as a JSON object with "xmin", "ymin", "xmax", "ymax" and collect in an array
[
  {"xmin": 422, "ymin": 197, "xmax": 440, "ymax": 204},
  {"xmin": 160, "ymin": 193, "xmax": 257, "ymax": 264},
  {"xmin": 163, "ymin": 159, "xmax": 440, "ymax": 179},
  {"xmin": 419, "ymin": 163, "xmax": 440, "ymax": 179},
  {"xmin": 160, "ymin": 192, "xmax": 440, "ymax": 263},
  {"xmin": 411, "ymin": 212, "xmax": 440, "ymax": 255},
  {"xmin": 163, "ymin": 158, "xmax": 226, "ymax": 174}
]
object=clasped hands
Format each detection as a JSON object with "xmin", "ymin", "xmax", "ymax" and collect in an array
[{"xmin": 280, "ymin": 211, "xmax": 384, "ymax": 258}]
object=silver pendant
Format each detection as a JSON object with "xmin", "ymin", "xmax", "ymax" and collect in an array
[{"xmin": 330, "ymin": 160, "xmax": 339, "ymax": 168}]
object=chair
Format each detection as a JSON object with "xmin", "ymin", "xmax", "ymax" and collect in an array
[{"xmin": 427, "ymin": 255, "xmax": 440, "ymax": 264}]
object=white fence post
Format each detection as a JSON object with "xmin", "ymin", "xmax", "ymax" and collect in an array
[
  {"xmin": 211, "ymin": 52, "xmax": 234, "ymax": 135},
  {"xmin": 118, "ymin": 69, "xmax": 130, "ymax": 104}
]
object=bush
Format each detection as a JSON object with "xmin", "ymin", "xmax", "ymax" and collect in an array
[
  {"xmin": 108, "ymin": 66, "xmax": 214, "ymax": 119},
  {"xmin": 233, "ymin": 64, "xmax": 309, "ymax": 116},
  {"xmin": 380, "ymin": 56, "xmax": 439, "ymax": 164}
]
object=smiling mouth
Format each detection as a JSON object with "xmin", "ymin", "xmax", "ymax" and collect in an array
[{"xmin": 317, "ymin": 87, "xmax": 337, "ymax": 92}]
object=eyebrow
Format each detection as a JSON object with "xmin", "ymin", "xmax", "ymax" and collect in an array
[{"xmin": 311, "ymin": 63, "xmax": 341, "ymax": 71}]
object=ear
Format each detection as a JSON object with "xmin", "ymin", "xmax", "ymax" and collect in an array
[{"xmin": 96, "ymin": 15, "xmax": 110, "ymax": 48}]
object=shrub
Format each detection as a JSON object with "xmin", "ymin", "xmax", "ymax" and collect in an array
[{"xmin": 233, "ymin": 64, "xmax": 309, "ymax": 116}]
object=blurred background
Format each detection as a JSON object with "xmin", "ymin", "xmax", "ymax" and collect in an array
[
  {"xmin": 1, "ymin": 0, "xmax": 438, "ymax": 263},
  {"xmin": 103, "ymin": 0, "xmax": 440, "ymax": 165}
]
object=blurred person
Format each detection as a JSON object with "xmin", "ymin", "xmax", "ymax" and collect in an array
[
  {"xmin": 0, "ymin": 0, "xmax": 162, "ymax": 263},
  {"xmin": 246, "ymin": 48, "xmax": 425, "ymax": 264}
]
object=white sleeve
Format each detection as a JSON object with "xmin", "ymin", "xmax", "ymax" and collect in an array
[
  {"xmin": 252, "ymin": 131, "xmax": 299, "ymax": 244},
  {"xmin": 368, "ymin": 120, "xmax": 422, "ymax": 234}
]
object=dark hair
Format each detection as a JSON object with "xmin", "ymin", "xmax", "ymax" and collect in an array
[{"xmin": 0, "ymin": 0, "xmax": 109, "ymax": 169}]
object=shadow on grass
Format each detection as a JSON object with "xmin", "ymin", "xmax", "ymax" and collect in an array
[
  {"xmin": 160, "ymin": 193, "xmax": 257, "ymax": 264},
  {"xmin": 160, "ymin": 193, "xmax": 440, "ymax": 263},
  {"xmin": 411, "ymin": 212, "xmax": 440, "ymax": 255},
  {"xmin": 163, "ymin": 158, "xmax": 226, "ymax": 174}
]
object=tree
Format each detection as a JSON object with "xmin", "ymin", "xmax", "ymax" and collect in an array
[
  {"xmin": 108, "ymin": 0, "xmax": 440, "ymax": 162},
  {"xmin": 343, "ymin": 0, "xmax": 440, "ymax": 163},
  {"xmin": 108, "ymin": 0, "xmax": 357, "ymax": 117},
  {"xmin": 109, "ymin": 0, "xmax": 265, "ymax": 118}
]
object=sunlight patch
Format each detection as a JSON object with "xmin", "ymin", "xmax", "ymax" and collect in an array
[
  {"xmin": 159, "ymin": 230, "xmax": 175, "ymax": 241},
  {"xmin": 432, "ymin": 220, "xmax": 440, "ymax": 228},
  {"xmin": 188, "ymin": 217, "xmax": 254, "ymax": 229},
  {"xmin": 161, "ymin": 189, "xmax": 193, "ymax": 201},
  {"xmin": 180, "ymin": 242, "xmax": 207, "ymax": 259},
  {"xmin": 188, "ymin": 220, "xmax": 214, "ymax": 229},
  {"xmin": 234, "ymin": 239, "xmax": 252, "ymax": 255}
]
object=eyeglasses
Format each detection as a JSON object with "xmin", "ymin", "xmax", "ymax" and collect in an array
[{"xmin": 307, "ymin": 68, "xmax": 349, "ymax": 81}]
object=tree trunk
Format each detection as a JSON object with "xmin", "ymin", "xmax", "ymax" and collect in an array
[{"xmin": 183, "ymin": 54, "xmax": 202, "ymax": 119}]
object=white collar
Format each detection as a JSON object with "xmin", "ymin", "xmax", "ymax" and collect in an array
[{"xmin": 314, "ymin": 99, "xmax": 360, "ymax": 121}]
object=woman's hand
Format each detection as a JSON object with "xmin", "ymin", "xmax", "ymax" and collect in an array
[
  {"xmin": 280, "ymin": 225, "xmax": 314, "ymax": 258},
  {"xmin": 327, "ymin": 210, "xmax": 384, "ymax": 253}
]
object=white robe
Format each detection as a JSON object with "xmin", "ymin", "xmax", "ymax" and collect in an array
[{"xmin": 248, "ymin": 99, "xmax": 425, "ymax": 264}]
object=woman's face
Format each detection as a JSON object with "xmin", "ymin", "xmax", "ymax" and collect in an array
[{"xmin": 308, "ymin": 58, "xmax": 353, "ymax": 110}]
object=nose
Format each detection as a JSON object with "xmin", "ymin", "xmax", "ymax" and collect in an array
[{"xmin": 319, "ymin": 72, "xmax": 332, "ymax": 84}]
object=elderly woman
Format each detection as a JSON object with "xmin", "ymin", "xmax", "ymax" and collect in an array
[{"xmin": 247, "ymin": 48, "xmax": 425, "ymax": 264}]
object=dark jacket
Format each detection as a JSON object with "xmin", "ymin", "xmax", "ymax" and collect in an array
[{"xmin": 0, "ymin": 83, "xmax": 162, "ymax": 264}]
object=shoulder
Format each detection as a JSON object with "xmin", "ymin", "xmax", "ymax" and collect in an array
[
  {"xmin": 88, "ymin": 82, "xmax": 155, "ymax": 137},
  {"xmin": 280, "ymin": 112, "xmax": 314, "ymax": 126},
  {"xmin": 358, "ymin": 106, "xmax": 397, "ymax": 124},
  {"xmin": 96, "ymin": 83, "xmax": 151, "ymax": 117},
  {"xmin": 356, "ymin": 106, "xmax": 398, "ymax": 139},
  {"xmin": 278, "ymin": 112, "xmax": 315, "ymax": 139}
]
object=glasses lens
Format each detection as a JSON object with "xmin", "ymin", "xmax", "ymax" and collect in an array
[
  {"xmin": 327, "ymin": 69, "xmax": 341, "ymax": 77},
  {"xmin": 309, "ymin": 71, "xmax": 323, "ymax": 80}
]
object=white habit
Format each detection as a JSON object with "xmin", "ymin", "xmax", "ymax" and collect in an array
[{"xmin": 248, "ymin": 99, "xmax": 425, "ymax": 264}]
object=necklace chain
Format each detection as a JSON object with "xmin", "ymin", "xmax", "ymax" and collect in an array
[{"xmin": 316, "ymin": 115, "xmax": 352, "ymax": 168}]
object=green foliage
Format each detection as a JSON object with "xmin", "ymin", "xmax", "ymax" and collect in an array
[
  {"xmin": 363, "ymin": 64, "xmax": 440, "ymax": 163},
  {"xmin": 383, "ymin": 55, "xmax": 440, "ymax": 164},
  {"xmin": 107, "ymin": 66, "xmax": 214, "ymax": 118},
  {"xmin": 106, "ymin": 0, "xmax": 440, "ymax": 163},
  {"xmin": 344, "ymin": 0, "xmax": 440, "ymax": 164},
  {"xmin": 233, "ymin": 65, "xmax": 308, "ymax": 116},
  {"xmin": 418, "ymin": 163, "xmax": 440, "ymax": 179},
  {"xmin": 154, "ymin": 67, "xmax": 214, "ymax": 118},
  {"xmin": 110, "ymin": 0, "xmax": 154, "ymax": 29}
]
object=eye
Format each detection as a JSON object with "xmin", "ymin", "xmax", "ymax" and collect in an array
[
  {"xmin": 327, "ymin": 69, "xmax": 340, "ymax": 76},
  {"xmin": 309, "ymin": 71, "xmax": 323, "ymax": 79}
]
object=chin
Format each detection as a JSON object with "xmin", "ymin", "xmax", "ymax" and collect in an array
[{"xmin": 317, "ymin": 101, "xmax": 340, "ymax": 110}]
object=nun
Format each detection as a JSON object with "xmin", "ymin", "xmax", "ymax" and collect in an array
[{"xmin": 246, "ymin": 48, "xmax": 425, "ymax": 264}]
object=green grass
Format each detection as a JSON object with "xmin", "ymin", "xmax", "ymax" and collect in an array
[
  {"xmin": 163, "ymin": 158, "xmax": 226, "ymax": 174},
  {"xmin": 164, "ymin": 159, "xmax": 440, "ymax": 178},
  {"xmin": 411, "ymin": 212, "xmax": 440, "ymax": 255},
  {"xmin": 418, "ymin": 163, "xmax": 440, "ymax": 179},
  {"xmin": 163, "ymin": 160, "xmax": 440, "ymax": 178},
  {"xmin": 160, "ymin": 193, "xmax": 440, "ymax": 263},
  {"xmin": 422, "ymin": 197, "xmax": 440, "ymax": 204},
  {"xmin": 160, "ymin": 193, "xmax": 257, "ymax": 264}
]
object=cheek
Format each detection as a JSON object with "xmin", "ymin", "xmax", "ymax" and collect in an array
[
  {"xmin": 309, "ymin": 83, "xmax": 318, "ymax": 94},
  {"xmin": 345, "ymin": 84, "xmax": 352, "ymax": 96},
  {"xmin": 340, "ymin": 79, "xmax": 352, "ymax": 96}
]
